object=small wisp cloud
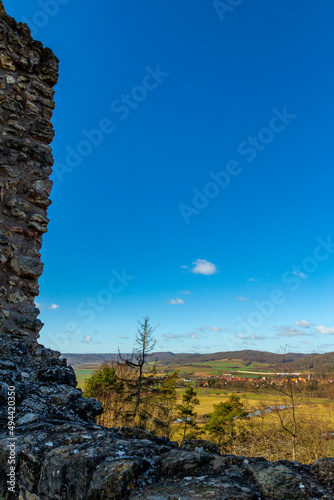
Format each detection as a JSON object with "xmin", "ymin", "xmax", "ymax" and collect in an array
[
  {"xmin": 296, "ymin": 320, "xmax": 312, "ymax": 328},
  {"xmin": 35, "ymin": 302, "xmax": 60, "ymax": 311},
  {"xmin": 167, "ymin": 298, "xmax": 185, "ymax": 305},
  {"xmin": 205, "ymin": 325, "xmax": 223, "ymax": 332},
  {"xmin": 275, "ymin": 326, "xmax": 306, "ymax": 337},
  {"xmin": 49, "ymin": 303, "xmax": 59, "ymax": 310},
  {"xmin": 82, "ymin": 335, "xmax": 92, "ymax": 343}
]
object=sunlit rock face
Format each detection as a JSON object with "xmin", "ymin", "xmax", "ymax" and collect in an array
[
  {"xmin": 1, "ymin": 2, "xmax": 334, "ymax": 499},
  {"xmin": 0, "ymin": 0, "xmax": 57, "ymax": 342}
]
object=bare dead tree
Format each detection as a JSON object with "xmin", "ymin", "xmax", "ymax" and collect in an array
[
  {"xmin": 271, "ymin": 349, "xmax": 301, "ymax": 461},
  {"xmin": 118, "ymin": 317, "xmax": 160, "ymax": 427}
]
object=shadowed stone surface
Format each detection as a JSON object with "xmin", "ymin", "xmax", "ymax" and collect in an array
[{"xmin": 1, "ymin": 1, "xmax": 334, "ymax": 499}]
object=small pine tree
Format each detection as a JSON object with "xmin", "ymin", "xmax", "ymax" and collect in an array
[
  {"xmin": 83, "ymin": 362, "xmax": 126, "ymax": 426},
  {"xmin": 176, "ymin": 383, "xmax": 200, "ymax": 440},
  {"xmin": 154, "ymin": 371, "xmax": 179, "ymax": 438},
  {"xmin": 206, "ymin": 394, "xmax": 248, "ymax": 447}
]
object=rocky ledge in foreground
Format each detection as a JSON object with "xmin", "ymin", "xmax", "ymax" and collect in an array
[
  {"xmin": 1, "ymin": 423, "xmax": 334, "ymax": 500},
  {"xmin": 0, "ymin": 338, "xmax": 102, "ymax": 430}
]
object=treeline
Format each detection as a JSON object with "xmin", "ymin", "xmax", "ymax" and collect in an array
[
  {"xmin": 278, "ymin": 351, "xmax": 334, "ymax": 376},
  {"xmin": 66, "ymin": 349, "xmax": 312, "ymax": 372},
  {"xmin": 155, "ymin": 349, "xmax": 307, "ymax": 366}
]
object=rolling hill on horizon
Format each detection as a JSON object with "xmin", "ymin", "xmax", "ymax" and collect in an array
[
  {"xmin": 277, "ymin": 351, "xmax": 334, "ymax": 375},
  {"xmin": 61, "ymin": 349, "xmax": 315, "ymax": 369}
]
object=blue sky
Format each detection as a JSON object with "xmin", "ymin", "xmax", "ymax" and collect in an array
[{"xmin": 8, "ymin": 0, "xmax": 334, "ymax": 354}]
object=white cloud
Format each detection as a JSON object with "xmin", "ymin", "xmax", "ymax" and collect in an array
[
  {"xmin": 37, "ymin": 302, "xmax": 60, "ymax": 310},
  {"xmin": 292, "ymin": 270, "xmax": 307, "ymax": 279},
  {"xmin": 248, "ymin": 277, "xmax": 256, "ymax": 282},
  {"xmin": 187, "ymin": 332, "xmax": 198, "ymax": 339},
  {"xmin": 236, "ymin": 296, "xmax": 250, "ymax": 302},
  {"xmin": 205, "ymin": 325, "xmax": 222, "ymax": 332},
  {"xmin": 251, "ymin": 333, "xmax": 267, "ymax": 340},
  {"xmin": 180, "ymin": 265, "xmax": 188, "ymax": 269},
  {"xmin": 190, "ymin": 259, "xmax": 218, "ymax": 276},
  {"xmin": 316, "ymin": 325, "xmax": 334, "ymax": 335},
  {"xmin": 181, "ymin": 290, "xmax": 191, "ymax": 295},
  {"xmin": 275, "ymin": 326, "xmax": 305, "ymax": 337},
  {"xmin": 82, "ymin": 336, "xmax": 92, "ymax": 343},
  {"xmin": 118, "ymin": 335, "xmax": 128, "ymax": 339},
  {"xmin": 237, "ymin": 333, "xmax": 267, "ymax": 340},
  {"xmin": 163, "ymin": 333, "xmax": 184, "ymax": 339},
  {"xmin": 49, "ymin": 303, "xmax": 59, "ymax": 310},
  {"xmin": 167, "ymin": 298, "xmax": 185, "ymax": 305},
  {"xmin": 296, "ymin": 320, "xmax": 312, "ymax": 328}
]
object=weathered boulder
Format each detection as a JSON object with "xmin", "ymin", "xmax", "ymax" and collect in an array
[
  {"xmin": 1, "ymin": 423, "xmax": 334, "ymax": 499},
  {"xmin": 1, "ymin": 345, "xmax": 102, "ymax": 428},
  {"xmin": 180, "ymin": 439, "xmax": 221, "ymax": 455},
  {"xmin": 311, "ymin": 457, "xmax": 334, "ymax": 485}
]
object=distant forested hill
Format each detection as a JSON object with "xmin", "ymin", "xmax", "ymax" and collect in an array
[
  {"xmin": 61, "ymin": 349, "xmax": 309, "ymax": 368},
  {"xmin": 61, "ymin": 351, "xmax": 177, "ymax": 366},
  {"xmin": 160, "ymin": 350, "xmax": 307, "ymax": 366},
  {"xmin": 274, "ymin": 351, "xmax": 334, "ymax": 375}
]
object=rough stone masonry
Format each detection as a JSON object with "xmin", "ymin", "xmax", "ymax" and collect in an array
[
  {"xmin": 0, "ymin": 0, "xmax": 101, "ymax": 426},
  {"xmin": 0, "ymin": 0, "xmax": 55, "ymax": 342},
  {"xmin": 1, "ymin": 1, "xmax": 334, "ymax": 499}
]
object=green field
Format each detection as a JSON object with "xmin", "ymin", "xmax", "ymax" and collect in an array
[
  {"xmin": 75, "ymin": 369, "xmax": 95, "ymax": 389},
  {"xmin": 161, "ymin": 359, "xmax": 272, "ymax": 377},
  {"xmin": 74, "ymin": 358, "xmax": 270, "ymax": 389},
  {"xmin": 175, "ymin": 388, "xmax": 330, "ymax": 415}
]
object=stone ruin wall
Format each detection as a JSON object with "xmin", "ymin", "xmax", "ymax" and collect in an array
[
  {"xmin": 0, "ymin": 2, "xmax": 101, "ymax": 436},
  {"xmin": 0, "ymin": 0, "xmax": 58, "ymax": 342}
]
